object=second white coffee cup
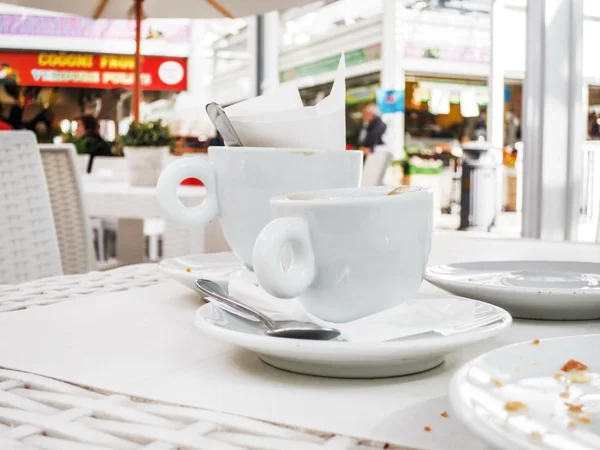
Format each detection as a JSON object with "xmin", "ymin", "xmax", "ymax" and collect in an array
[{"xmin": 253, "ymin": 186, "xmax": 434, "ymax": 322}]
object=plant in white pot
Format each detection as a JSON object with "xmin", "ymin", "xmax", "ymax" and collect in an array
[{"xmin": 121, "ymin": 120, "xmax": 174, "ymax": 186}]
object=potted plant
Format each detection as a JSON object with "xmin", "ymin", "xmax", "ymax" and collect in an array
[{"xmin": 120, "ymin": 120, "xmax": 174, "ymax": 186}]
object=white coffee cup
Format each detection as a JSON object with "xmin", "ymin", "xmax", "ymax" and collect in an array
[
  {"xmin": 156, "ymin": 147, "xmax": 363, "ymax": 270},
  {"xmin": 252, "ymin": 186, "xmax": 433, "ymax": 322}
]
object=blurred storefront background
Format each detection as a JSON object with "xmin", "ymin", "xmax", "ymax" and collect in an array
[{"xmin": 2, "ymin": 0, "xmax": 600, "ymax": 240}]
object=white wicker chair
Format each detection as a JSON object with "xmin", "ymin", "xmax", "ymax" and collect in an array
[
  {"xmin": 39, "ymin": 144, "xmax": 96, "ymax": 275},
  {"xmin": 0, "ymin": 131, "xmax": 63, "ymax": 284}
]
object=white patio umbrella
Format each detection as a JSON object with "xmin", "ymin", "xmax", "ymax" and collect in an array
[{"xmin": 2, "ymin": 0, "xmax": 317, "ymax": 120}]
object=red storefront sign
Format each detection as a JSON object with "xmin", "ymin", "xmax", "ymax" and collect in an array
[{"xmin": 0, "ymin": 52, "xmax": 187, "ymax": 91}]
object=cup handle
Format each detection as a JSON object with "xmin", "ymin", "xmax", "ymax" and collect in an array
[
  {"xmin": 253, "ymin": 217, "xmax": 316, "ymax": 299},
  {"xmin": 156, "ymin": 157, "xmax": 219, "ymax": 226}
]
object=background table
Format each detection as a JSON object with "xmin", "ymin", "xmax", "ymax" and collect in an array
[
  {"xmin": 83, "ymin": 177, "xmax": 218, "ymax": 264},
  {"xmin": 1, "ymin": 233, "xmax": 599, "ymax": 450}
]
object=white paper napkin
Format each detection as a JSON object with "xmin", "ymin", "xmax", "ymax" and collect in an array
[
  {"xmin": 224, "ymin": 55, "xmax": 347, "ymax": 152},
  {"xmin": 227, "ymin": 278, "xmax": 476, "ymax": 343}
]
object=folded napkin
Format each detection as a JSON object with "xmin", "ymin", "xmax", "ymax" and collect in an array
[
  {"xmin": 227, "ymin": 278, "xmax": 476, "ymax": 343},
  {"xmin": 224, "ymin": 55, "xmax": 347, "ymax": 152}
]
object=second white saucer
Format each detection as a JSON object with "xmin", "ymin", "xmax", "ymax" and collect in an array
[{"xmin": 425, "ymin": 261, "xmax": 600, "ymax": 320}]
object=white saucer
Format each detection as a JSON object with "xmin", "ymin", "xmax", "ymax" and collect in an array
[
  {"xmin": 425, "ymin": 261, "xmax": 600, "ymax": 320},
  {"xmin": 158, "ymin": 253, "xmax": 257, "ymax": 291},
  {"xmin": 194, "ymin": 298, "xmax": 511, "ymax": 378},
  {"xmin": 450, "ymin": 334, "xmax": 600, "ymax": 450}
]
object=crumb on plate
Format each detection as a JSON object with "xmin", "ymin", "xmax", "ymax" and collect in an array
[
  {"xmin": 578, "ymin": 416, "xmax": 593, "ymax": 424},
  {"xmin": 561, "ymin": 359, "xmax": 588, "ymax": 373},
  {"xmin": 185, "ymin": 267, "xmax": 192, "ymax": 273},
  {"xmin": 424, "ymin": 426, "xmax": 432, "ymax": 432},
  {"xmin": 560, "ymin": 391, "xmax": 569, "ymax": 399},
  {"xmin": 441, "ymin": 411, "xmax": 448, "ymax": 418},
  {"xmin": 532, "ymin": 339, "xmax": 540, "ymax": 345},
  {"xmin": 553, "ymin": 373, "xmax": 564, "ymax": 380},
  {"xmin": 530, "ymin": 431, "xmax": 543, "ymax": 440},
  {"xmin": 568, "ymin": 421, "xmax": 577, "ymax": 428},
  {"xmin": 504, "ymin": 401, "xmax": 527, "ymax": 412},
  {"xmin": 565, "ymin": 403, "xmax": 583, "ymax": 413},
  {"xmin": 491, "ymin": 378, "xmax": 503, "ymax": 387}
]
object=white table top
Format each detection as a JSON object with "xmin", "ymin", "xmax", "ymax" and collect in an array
[
  {"xmin": 83, "ymin": 176, "xmax": 206, "ymax": 219},
  {"xmin": 1, "ymin": 233, "xmax": 600, "ymax": 450}
]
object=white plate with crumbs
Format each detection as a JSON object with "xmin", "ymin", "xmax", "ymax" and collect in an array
[
  {"xmin": 425, "ymin": 261, "xmax": 600, "ymax": 320},
  {"xmin": 450, "ymin": 335, "xmax": 600, "ymax": 450}
]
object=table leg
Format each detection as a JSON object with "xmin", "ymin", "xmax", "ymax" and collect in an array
[{"xmin": 116, "ymin": 219, "xmax": 145, "ymax": 264}]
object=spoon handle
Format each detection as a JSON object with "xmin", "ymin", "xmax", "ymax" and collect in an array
[
  {"xmin": 205, "ymin": 102, "xmax": 244, "ymax": 147},
  {"xmin": 195, "ymin": 279, "xmax": 278, "ymax": 330}
]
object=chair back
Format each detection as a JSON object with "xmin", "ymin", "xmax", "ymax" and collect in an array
[
  {"xmin": 362, "ymin": 151, "xmax": 393, "ymax": 186},
  {"xmin": 76, "ymin": 154, "xmax": 90, "ymax": 174},
  {"xmin": 39, "ymin": 144, "xmax": 96, "ymax": 275},
  {"xmin": 0, "ymin": 131, "xmax": 62, "ymax": 283}
]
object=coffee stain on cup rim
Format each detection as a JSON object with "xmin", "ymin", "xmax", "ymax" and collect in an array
[
  {"xmin": 290, "ymin": 151, "xmax": 317, "ymax": 156},
  {"xmin": 387, "ymin": 186, "xmax": 417, "ymax": 196}
]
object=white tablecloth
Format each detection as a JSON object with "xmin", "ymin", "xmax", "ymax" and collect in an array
[{"xmin": 1, "ymin": 233, "xmax": 600, "ymax": 450}]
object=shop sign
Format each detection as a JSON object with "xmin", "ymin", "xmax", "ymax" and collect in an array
[
  {"xmin": 0, "ymin": 52, "xmax": 187, "ymax": 91},
  {"xmin": 346, "ymin": 84, "xmax": 378, "ymax": 105},
  {"xmin": 376, "ymin": 89, "xmax": 405, "ymax": 114},
  {"xmin": 280, "ymin": 44, "xmax": 381, "ymax": 82},
  {"xmin": 0, "ymin": 14, "xmax": 189, "ymax": 44}
]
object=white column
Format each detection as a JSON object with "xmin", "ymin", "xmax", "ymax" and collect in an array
[
  {"xmin": 247, "ymin": 12, "xmax": 280, "ymax": 97},
  {"xmin": 488, "ymin": 0, "xmax": 505, "ymax": 149},
  {"xmin": 188, "ymin": 20, "xmax": 209, "ymax": 101},
  {"xmin": 381, "ymin": 0, "xmax": 405, "ymax": 158},
  {"xmin": 247, "ymin": 16, "xmax": 259, "ymax": 98},
  {"xmin": 261, "ymin": 11, "xmax": 280, "ymax": 94},
  {"xmin": 521, "ymin": 0, "xmax": 584, "ymax": 240}
]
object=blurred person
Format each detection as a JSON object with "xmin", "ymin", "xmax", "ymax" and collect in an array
[
  {"xmin": 359, "ymin": 103, "xmax": 387, "ymax": 157},
  {"xmin": 76, "ymin": 115, "xmax": 112, "ymax": 174},
  {"xmin": 474, "ymin": 113, "xmax": 487, "ymax": 140}
]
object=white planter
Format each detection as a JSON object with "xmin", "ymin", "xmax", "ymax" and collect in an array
[{"xmin": 123, "ymin": 146, "xmax": 169, "ymax": 186}]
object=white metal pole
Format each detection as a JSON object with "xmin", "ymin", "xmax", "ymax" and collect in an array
[
  {"xmin": 381, "ymin": 0, "xmax": 405, "ymax": 159},
  {"xmin": 261, "ymin": 11, "xmax": 280, "ymax": 94},
  {"xmin": 565, "ymin": 0, "xmax": 584, "ymax": 241},
  {"xmin": 521, "ymin": 0, "xmax": 584, "ymax": 240},
  {"xmin": 488, "ymin": 0, "xmax": 505, "ymax": 149}
]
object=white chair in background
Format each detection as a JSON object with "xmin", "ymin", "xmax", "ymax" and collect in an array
[
  {"xmin": 362, "ymin": 151, "xmax": 393, "ymax": 186},
  {"xmin": 76, "ymin": 154, "xmax": 90, "ymax": 174},
  {"xmin": 89, "ymin": 155, "xmax": 128, "ymax": 178},
  {"xmin": 0, "ymin": 131, "xmax": 63, "ymax": 284},
  {"xmin": 39, "ymin": 144, "xmax": 96, "ymax": 275}
]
